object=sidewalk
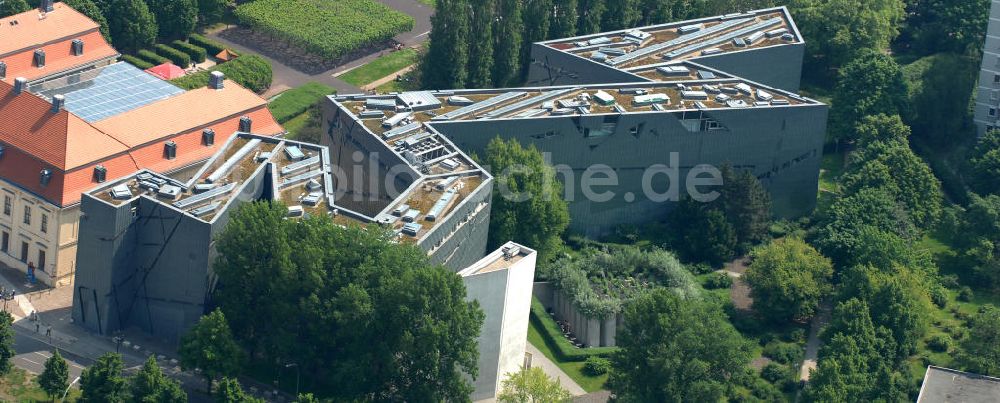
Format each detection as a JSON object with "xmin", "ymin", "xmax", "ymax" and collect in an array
[{"xmin": 526, "ymin": 342, "xmax": 587, "ymax": 396}]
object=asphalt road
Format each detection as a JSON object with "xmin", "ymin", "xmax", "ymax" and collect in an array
[{"xmin": 13, "ymin": 327, "xmax": 89, "ymax": 381}]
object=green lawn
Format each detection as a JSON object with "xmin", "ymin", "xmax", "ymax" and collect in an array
[
  {"xmin": 527, "ymin": 319, "xmax": 609, "ymax": 392},
  {"xmin": 268, "ymin": 82, "xmax": 336, "ymax": 124},
  {"xmin": 339, "ymin": 48, "xmax": 418, "ymax": 87},
  {"xmin": 0, "ymin": 367, "xmax": 81, "ymax": 402}
]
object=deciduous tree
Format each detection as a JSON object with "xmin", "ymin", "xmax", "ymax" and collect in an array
[
  {"xmin": 38, "ymin": 350, "xmax": 69, "ymax": 402},
  {"xmin": 467, "ymin": 0, "xmax": 495, "ymax": 88},
  {"xmin": 958, "ymin": 305, "xmax": 1000, "ymax": 377},
  {"xmin": 197, "ymin": 0, "xmax": 233, "ymax": 25},
  {"xmin": 497, "ymin": 367, "xmax": 571, "ymax": 403},
  {"xmin": 178, "ymin": 309, "xmax": 243, "ymax": 395},
  {"xmin": 492, "ymin": 0, "xmax": 523, "ymax": 87},
  {"xmin": 745, "ymin": 238, "xmax": 834, "ymax": 322},
  {"xmin": 422, "ymin": 0, "xmax": 469, "ymax": 88},
  {"xmin": 0, "ymin": 0, "xmax": 29, "ymax": 18},
  {"xmin": 214, "ymin": 377, "xmax": 263, "ymax": 403},
  {"xmin": 64, "ymin": 0, "xmax": 112, "ymax": 42},
  {"xmin": 80, "ymin": 352, "xmax": 128, "ymax": 403},
  {"xmin": 0, "ymin": 312, "xmax": 14, "ymax": 376},
  {"xmin": 970, "ymin": 130, "xmax": 1000, "ymax": 196},
  {"xmin": 130, "ymin": 356, "xmax": 187, "ymax": 403},
  {"xmin": 829, "ymin": 50, "xmax": 908, "ymax": 143},
  {"xmin": 146, "ymin": 0, "xmax": 197, "ymax": 40},
  {"xmin": 107, "ymin": 0, "xmax": 158, "ymax": 53},
  {"xmin": 793, "ymin": 0, "xmax": 906, "ymax": 70},
  {"xmin": 609, "ymin": 290, "xmax": 752, "ymax": 401}
]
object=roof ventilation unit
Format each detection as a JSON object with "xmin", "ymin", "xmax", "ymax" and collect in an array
[
  {"xmin": 697, "ymin": 70, "xmax": 717, "ymax": 79},
  {"xmin": 590, "ymin": 52, "xmax": 607, "ymax": 62},
  {"xmin": 401, "ymin": 222, "xmax": 422, "ymax": 236},
  {"xmin": 382, "ymin": 112, "xmax": 412, "ymax": 128},
  {"xmin": 13, "ymin": 77, "xmax": 26, "ymax": 95},
  {"xmin": 744, "ymin": 31, "xmax": 765, "ymax": 45},
  {"xmin": 238, "ymin": 115, "xmax": 252, "ymax": 132},
  {"xmin": 191, "ymin": 202, "xmax": 222, "ymax": 217},
  {"xmin": 440, "ymin": 158, "xmax": 460, "ymax": 171},
  {"xmin": 656, "ymin": 66, "xmax": 688, "ymax": 77},
  {"xmin": 677, "ymin": 23, "xmax": 704, "ymax": 34},
  {"xmin": 447, "ymin": 96, "xmax": 474, "ymax": 106},
  {"xmin": 94, "ymin": 165, "xmax": 107, "ymax": 183},
  {"xmin": 681, "ymin": 90, "xmax": 708, "ymax": 100},
  {"xmin": 157, "ymin": 185, "xmax": 182, "ymax": 200},
  {"xmin": 164, "ymin": 141, "xmax": 177, "ymax": 159},
  {"xmin": 436, "ymin": 176, "xmax": 458, "ymax": 190},
  {"xmin": 110, "ymin": 184, "xmax": 132, "ymax": 200},
  {"xmin": 359, "ymin": 110, "xmax": 385, "ymax": 119},
  {"xmin": 633, "ymin": 93, "xmax": 669, "ymax": 106},
  {"xmin": 598, "ymin": 47, "xmax": 626, "ymax": 57},
  {"xmin": 288, "ymin": 205, "xmax": 304, "ymax": 217},
  {"xmin": 33, "ymin": 49, "xmax": 45, "ymax": 67},
  {"xmin": 755, "ymin": 89, "xmax": 774, "ymax": 102},
  {"xmin": 72, "ymin": 39, "xmax": 84, "ymax": 56},
  {"xmin": 284, "ymin": 145, "xmax": 305, "ymax": 161},
  {"xmin": 209, "ymin": 71, "xmax": 225, "ymax": 89},
  {"xmin": 402, "ymin": 209, "xmax": 420, "ymax": 222},
  {"xmin": 425, "ymin": 189, "xmax": 457, "ymax": 221},
  {"xmin": 619, "ymin": 88, "xmax": 647, "ymax": 95},
  {"xmin": 765, "ymin": 28, "xmax": 789, "ymax": 38},
  {"xmin": 502, "ymin": 245, "xmax": 521, "ymax": 259},
  {"xmin": 392, "ymin": 204, "xmax": 411, "ymax": 216},
  {"xmin": 302, "ymin": 192, "xmax": 323, "ymax": 206},
  {"xmin": 365, "ymin": 98, "xmax": 397, "ymax": 110},
  {"xmin": 39, "ymin": 169, "xmax": 52, "ymax": 186},
  {"xmin": 50, "ymin": 95, "xmax": 65, "ymax": 113},
  {"xmin": 735, "ymin": 83, "xmax": 753, "ymax": 95},
  {"xmin": 202, "ymin": 128, "xmax": 215, "ymax": 146},
  {"xmin": 732, "ymin": 38, "xmax": 746, "ymax": 47},
  {"xmin": 701, "ymin": 48, "xmax": 723, "ymax": 56},
  {"xmin": 624, "ymin": 30, "xmax": 652, "ymax": 43}
]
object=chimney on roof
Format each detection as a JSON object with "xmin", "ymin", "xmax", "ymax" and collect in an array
[
  {"xmin": 41, "ymin": 0, "xmax": 54, "ymax": 12},
  {"xmin": 239, "ymin": 116, "xmax": 252, "ymax": 132},
  {"xmin": 13, "ymin": 77, "xmax": 26, "ymax": 95},
  {"xmin": 0, "ymin": 62, "xmax": 6, "ymax": 80},
  {"xmin": 209, "ymin": 71, "xmax": 225, "ymax": 90},
  {"xmin": 51, "ymin": 94, "xmax": 65, "ymax": 113}
]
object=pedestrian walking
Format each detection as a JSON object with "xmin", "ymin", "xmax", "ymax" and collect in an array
[
  {"xmin": 45, "ymin": 325, "xmax": 51, "ymax": 337},
  {"xmin": 35, "ymin": 322, "xmax": 39, "ymax": 333}
]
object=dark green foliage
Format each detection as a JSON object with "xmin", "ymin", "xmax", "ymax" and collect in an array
[
  {"xmin": 136, "ymin": 49, "xmax": 170, "ymax": 65},
  {"xmin": 948, "ymin": 194, "xmax": 1000, "ymax": 287},
  {"xmin": 576, "ymin": 0, "xmax": 604, "ymax": 34},
  {"xmin": 215, "ymin": 378, "xmax": 263, "ymax": 403},
  {"xmin": 901, "ymin": 0, "xmax": 990, "ymax": 55},
  {"xmin": 421, "ymin": 0, "xmax": 469, "ymax": 88},
  {"xmin": 927, "ymin": 334, "xmax": 951, "ymax": 353},
  {"xmin": 467, "ymin": 0, "xmax": 495, "ymax": 88},
  {"xmin": 745, "ymin": 238, "xmax": 834, "ymax": 322},
  {"xmin": 672, "ymin": 201, "xmax": 736, "ymax": 266},
  {"xmin": 521, "ymin": 0, "xmax": 552, "ymax": 78},
  {"xmin": 153, "ymin": 44, "xmax": 192, "ymax": 67},
  {"xmin": 762, "ymin": 341, "xmax": 803, "ymax": 365},
  {"xmin": 958, "ymin": 286, "xmax": 974, "ymax": 302},
  {"xmin": 902, "ymin": 53, "xmax": 978, "ymax": 146},
  {"xmin": 64, "ymin": 0, "xmax": 112, "ymax": 42},
  {"xmin": 171, "ymin": 55, "xmax": 272, "ymax": 92},
  {"xmin": 147, "ymin": 0, "xmax": 197, "ymax": 40},
  {"xmin": 704, "ymin": 272, "xmax": 733, "ymax": 289},
  {"xmin": 267, "ymin": 82, "xmax": 336, "ymax": 123},
  {"xmin": 830, "ymin": 50, "xmax": 909, "ymax": 143},
  {"xmin": 0, "ymin": 312, "xmax": 14, "ymax": 375},
  {"xmin": 583, "ymin": 356, "xmax": 611, "ymax": 376},
  {"xmin": 610, "ymin": 290, "xmax": 752, "ymax": 401},
  {"xmin": 122, "ymin": 54, "xmax": 155, "ymax": 69},
  {"xmin": 483, "ymin": 137, "xmax": 570, "ymax": 261},
  {"xmin": 213, "ymin": 202, "xmax": 484, "ymax": 401},
  {"xmin": 529, "ymin": 299, "xmax": 618, "ymax": 362},
  {"xmin": 171, "ymin": 40, "xmax": 207, "ymax": 63},
  {"xmin": 970, "ymin": 130, "xmax": 1000, "ymax": 196},
  {"xmin": 548, "ymin": 0, "xmax": 577, "ymax": 37},
  {"xmin": 38, "ymin": 350, "xmax": 69, "ymax": 401},
  {"xmin": 0, "ymin": 0, "xmax": 29, "ymax": 18},
  {"xmin": 760, "ymin": 363, "xmax": 787, "ymax": 384},
  {"xmin": 930, "ymin": 286, "xmax": 948, "ymax": 308},
  {"xmin": 198, "ymin": 0, "xmax": 232, "ymax": 25},
  {"xmin": 188, "ymin": 34, "xmax": 228, "ymax": 56},
  {"xmin": 492, "ymin": 0, "xmax": 523, "ymax": 87},
  {"xmin": 837, "ymin": 265, "xmax": 932, "ymax": 361},
  {"xmin": 107, "ymin": 0, "xmax": 158, "ymax": 53},
  {"xmin": 130, "ymin": 356, "xmax": 187, "ymax": 403},
  {"xmin": 814, "ymin": 187, "xmax": 917, "ymax": 268},
  {"xmin": 80, "ymin": 353, "xmax": 128, "ymax": 403},
  {"xmin": 601, "ymin": 0, "xmax": 639, "ymax": 31},
  {"xmin": 793, "ymin": 0, "xmax": 906, "ymax": 71},
  {"xmin": 958, "ymin": 305, "xmax": 1000, "ymax": 377},
  {"xmin": 179, "ymin": 309, "xmax": 243, "ymax": 395}
]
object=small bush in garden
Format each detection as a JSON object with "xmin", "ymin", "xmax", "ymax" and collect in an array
[
  {"xmin": 763, "ymin": 341, "xmax": 802, "ymax": 365},
  {"xmin": 927, "ymin": 334, "xmax": 951, "ymax": 352},
  {"xmin": 760, "ymin": 362, "xmax": 787, "ymax": 383},
  {"xmin": 705, "ymin": 272, "xmax": 733, "ymax": 289},
  {"xmin": 958, "ymin": 286, "xmax": 974, "ymax": 302},
  {"xmin": 583, "ymin": 356, "xmax": 611, "ymax": 376},
  {"xmin": 930, "ymin": 286, "xmax": 948, "ymax": 308}
]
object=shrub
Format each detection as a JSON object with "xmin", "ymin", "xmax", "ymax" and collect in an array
[
  {"xmin": 583, "ymin": 356, "xmax": 611, "ymax": 376},
  {"xmin": 172, "ymin": 54, "xmax": 273, "ymax": 93},
  {"xmin": 704, "ymin": 272, "xmax": 733, "ymax": 289},
  {"xmin": 122, "ymin": 54, "xmax": 154, "ymax": 70},
  {"xmin": 763, "ymin": 341, "xmax": 802, "ymax": 365},
  {"xmin": 940, "ymin": 274, "xmax": 960, "ymax": 289},
  {"xmin": 750, "ymin": 377, "xmax": 784, "ymax": 401},
  {"xmin": 930, "ymin": 286, "xmax": 948, "ymax": 308},
  {"xmin": 927, "ymin": 334, "xmax": 951, "ymax": 352},
  {"xmin": 234, "ymin": 0, "xmax": 414, "ymax": 61},
  {"xmin": 787, "ymin": 328, "xmax": 807, "ymax": 344},
  {"xmin": 268, "ymin": 82, "xmax": 336, "ymax": 123},
  {"xmin": 189, "ymin": 33, "xmax": 227, "ymax": 55},
  {"xmin": 760, "ymin": 362, "xmax": 787, "ymax": 383},
  {"xmin": 136, "ymin": 49, "xmax": 169, "ymax": 65},
  {"xmin": 958, "ymin": 286, "xmax": 974, "ymax": 302},
  {"xmin": 153, "ymin": 44, "xmax": 191, "ymax": 67},
  {"xmin": 688, "ymin": 263, "xmax": 714, "ymax": 275},
  {"xmin": 171, "ymin": 40, "xmax": 207, "ymax": 63}
]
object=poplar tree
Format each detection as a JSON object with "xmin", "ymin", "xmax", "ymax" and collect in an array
[
  {"xmin": 549, "ymin": 0, "xmax": 577, "ymax": 38},
  {"xmin": 422, "ymin": 0, "xmax": 470, "ymax": 88},
  {"xmin": 492, "ymin": 0, "xmax": 523, "ymax": 86},
  {"xmin": 467, "ymin": 0, "xmax": 495, "ymax": 88},
  {"xmin": 576, "ymin": 0, "xmax": 604, "ymax": 34}
]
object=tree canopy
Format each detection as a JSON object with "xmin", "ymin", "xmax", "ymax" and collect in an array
[
  {"xmin": 829, "ymin": 51, "xmax": 909, "ymax": 142},
  {"xmin": 970, "ymin": 130, "xmax": 1000, "ymax": 196},
  {"xmin": 483, "ymin": 137, "xmax": 570, "ymax": 262},
  {"xmin": 107, "ymin": 0, "xmax": 158, "ymax": 53},
  {"xmin": 197, "ymin": 0, "xmax": 233, "ymax": 25},
  {"xmin": 0, "ymin": 312, "xmax": 14, "ymax": 376},
  {"xmin": 130, "ymin": 356, "xmax": 187, "ymax": 403},
  {"xmin": 497, "ymin": 367, "xmax": 571, "ymax": 403},
  {"xmin": 80, "ymin": 352, "xmax": 128, "ymax": 403},
  {"xmin": 64, "ymin": 0, "xmax": 112, "ymax": 42},
  {"xmin": 212, "ymin": 201, "xmax": 484, "ymax": 401},
  {"xmin": 39, "ymin": 350, "xmax": 69, "ymax": 401},
  {"xmin": 958, "ymin": 305, "xmax": 1000, "ymax": 377},
  {"xmin": 609, "ymin": 289, "xmax": 752, "ymax": 401},
  {"xmin": 745, "ymin": 238, "xmax": 834, "ymax": 322},
  {"xmin": 146, "ymin": 0, "xmax": 196, "ymax": 40},
  {"xmin": 792, "ymin": 0, "xmax": 906, "ymax": 70},
  {"xmin": 178, "ymin": 309, "xmax": 243, "ymax": 395},
  {"xmin": 215, "ymin": 378, "xmax": 264, "ymax": 403},
  {"xmin": 0, "ymin": 0, "xmax": 29, "ymax": 18}
]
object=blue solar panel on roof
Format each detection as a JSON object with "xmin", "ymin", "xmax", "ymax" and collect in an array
[{"xmin": 33, "ymin": 62, "xmax": 184, "ymax": 122}]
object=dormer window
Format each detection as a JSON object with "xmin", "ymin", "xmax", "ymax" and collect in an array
[
  {"xmin": 33, "ymin": 49, "xmax": 45, "ymax": 68},
  {"xmin": 72, "ymin": 39, "xmax": 84, "ymax": 56},
  {"xmin": 164, "ymin": 141, "xmax": 177, "ymax": 159},
  {"xmin": 94, "ymin": 165, "xmax": 107, "ymax": 183},
  {"xmin": 202, "ymin": 129, "xmax": 215, "ymax": 146},
  {"xmin": 40, "ymin": 169, "xmax": 52, "ymax": 186}
]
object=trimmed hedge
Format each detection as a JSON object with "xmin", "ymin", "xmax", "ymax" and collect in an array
[
  {"xmin": 136, "ymin": 49, "xmax": 169, "ymax": 65},
  {"xmin": 154, "ymin": 44, "xmax": 192, "ymax": 67},
  {"xmin": 268, "ymin": 82, "xmax": 336, "ymax": 123},
  {"xmin": 530, "ymin": 298, "xmax": 617, "ymax": 362},
  {"xmin": 122, "ymin": 54, "xmax": 154, "ymax": 70},
  {"xmin": 171, "ymin": 54, "xmax": 273, "ymax": 93},
  {"xmin": 189, "ymin": 33, "xmax": 227, "ymax": 56},
  {"xmin": 171, "ymin": 40, "xmax": 207, "ymax": 64}
]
